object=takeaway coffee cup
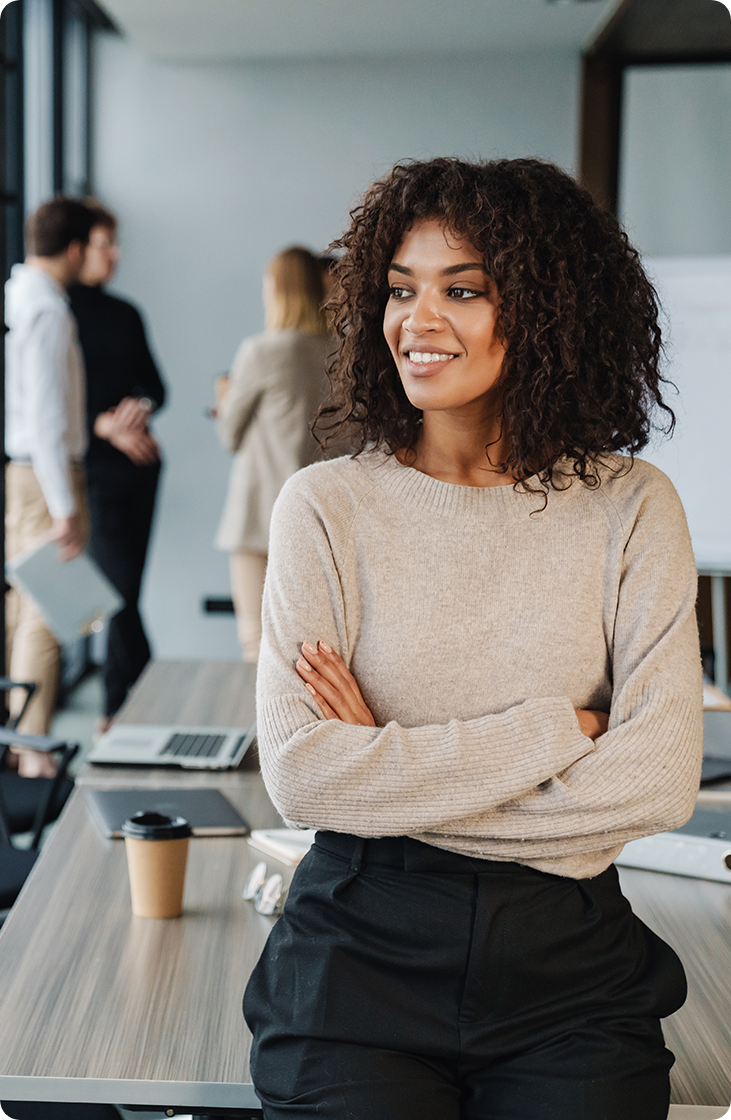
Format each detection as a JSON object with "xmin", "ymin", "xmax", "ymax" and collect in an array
[{"xmin": 122, "ymin": 811, "xmax": 193, "ymax": 918}]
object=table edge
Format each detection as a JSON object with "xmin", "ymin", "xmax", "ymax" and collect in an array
[{"xmin": 0, "ymin": 1076, "xmax": 260, "ymax": 1109}]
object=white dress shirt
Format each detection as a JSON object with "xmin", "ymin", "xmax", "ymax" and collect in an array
[{"xmin": 5, "ymin": 263, "xmax": 87, "ymax": 518}]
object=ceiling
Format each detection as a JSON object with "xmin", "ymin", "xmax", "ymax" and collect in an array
[{"xmin": 94, "ymin": 0, "xmax": 618, "ymax": 62}]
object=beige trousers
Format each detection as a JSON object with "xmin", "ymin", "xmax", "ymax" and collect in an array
[
  {"xmin": 230, "ymin": 549, "xmax": 267, "ymax": 663},
  {"xmin": 5, "ymin": 463, "xmax": 89, "ymax": 735}
]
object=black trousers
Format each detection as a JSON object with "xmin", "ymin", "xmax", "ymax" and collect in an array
[
  {"xmin": 86, "ymin": 460, "xmax": 160, "ymax": 717},
  {"xmin": 243, "ymin": 833, "xmax": 687, "ymax": 1120}
]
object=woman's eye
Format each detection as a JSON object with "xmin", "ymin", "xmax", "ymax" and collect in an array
[
  {"xmin": 449, "ymin": 287, "xmax": 481, "ymax": 300},
  {"xmin": 388, "ymin": 286, "xmax": 410, "ymax": 300}
]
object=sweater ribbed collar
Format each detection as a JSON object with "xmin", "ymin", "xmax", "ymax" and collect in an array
[{"xmin": 359, "ymin": 448, "xmax": 583, "ymax": 521}]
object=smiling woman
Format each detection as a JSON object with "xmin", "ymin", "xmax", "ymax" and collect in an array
[
  {"xmin": 242, "ymin": 157, "xmax": 703, "ymax": 1120},
  {"xmin": 382, "ymin": 220, "xmax": 507, "ymax": 483},
  {"xmin": 318, "ymin": 156, "xmax": 673, "ymax": 497}
]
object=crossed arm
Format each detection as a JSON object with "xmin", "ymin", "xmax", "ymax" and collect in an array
[{"xmin": 296, "ymin": 641, "xmax": 609, "ymax": 742}]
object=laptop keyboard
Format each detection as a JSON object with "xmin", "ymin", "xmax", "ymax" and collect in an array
[{"xmin": 160, "ymin": 732, "xmax": 228, "ymax": 759}]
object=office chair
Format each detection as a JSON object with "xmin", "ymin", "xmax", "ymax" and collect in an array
[
  {"xmin": 0, "ymin": 679, "xmax": 78, "ymax": 923},
  {"xmin": 0, "ymin": 729, "xmax": 78, "ymax": 920},
  {"xmin": 0, "ymin": 678, "xmax": 76, "ymax": 841}
]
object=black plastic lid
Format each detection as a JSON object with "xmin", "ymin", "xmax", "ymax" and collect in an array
[{"xmin": 121, "ymin": 811, "xmax": 192, "ymax": 840}]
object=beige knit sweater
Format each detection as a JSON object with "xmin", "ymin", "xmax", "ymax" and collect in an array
[
  {"xmin": 256, "ymin": 450, "xmax": 703, "ymax": 879},
  {"xmin": 214, "ymin": 329, "xmax": 330, "ymax": 554}
]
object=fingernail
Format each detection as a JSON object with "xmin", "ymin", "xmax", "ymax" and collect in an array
[
  {"xmin": 305, "ymin": 683, "xmax": 316, "ymax": 696},
  {"xmin": 303, "ymin": 641, "xmax": 317, "ymax": 655},
  {"xmin": 319, "ymin": 642, "xmax": 332, "ymax": 653},
  {"xmin": 297, "ymin": 658, "xmax": 312, "ymax": 673}
]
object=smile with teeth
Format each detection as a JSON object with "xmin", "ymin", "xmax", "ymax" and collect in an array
[{"xmin": 407, "ymin": 351, "xmax": 458, "ymax": 364}]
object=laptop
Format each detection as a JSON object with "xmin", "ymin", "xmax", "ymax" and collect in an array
[
  {"xmin": 87, "ymin": 720, "xmax": 257, "ymax": 770},
  {"xmin": 699, "ymin": 709, "xmax": 731, "ymax": 786}
]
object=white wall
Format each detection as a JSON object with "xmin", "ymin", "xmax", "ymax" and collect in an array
[
  {"xmin": 619, "ymin": 65, "xmax": 731, "ymax": 576},
  {"xmin": 92, "ymin": 34, "xmax": 582, "ymax": 659},
  {"xmin": 620, "ymin": 64, "xmax": 731, "ymax": 257}
]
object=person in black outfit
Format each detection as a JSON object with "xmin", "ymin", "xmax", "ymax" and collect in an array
[{"xmin": 69, "ymin": 204, "xmax": 166, "ymax": 730}]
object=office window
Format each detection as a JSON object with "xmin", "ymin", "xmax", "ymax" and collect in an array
[
  {"xmin": 24, "ymin": 0, "xmax": 52, "ymax": 214},
  {"xmin": 63, "ymin": 0, "xmax": 91, "ymax": 195},
  {"xmin": 0, "ymin": 0, "xmax": 114, "ymax": 678},
  {"xmin": 1, "ymin": 0, "xmax": 24, "ymax": 280},
  {"xmin": 24, "ymin": 0, "xmax": 113, "ymax": 215}
]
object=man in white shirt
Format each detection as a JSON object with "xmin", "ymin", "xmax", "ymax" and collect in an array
[{"xmin": 5, "ymin": 197, "xmax": 94, "ymax": 773}]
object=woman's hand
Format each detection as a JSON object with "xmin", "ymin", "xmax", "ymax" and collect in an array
[
  {"xmin": 296, "ymin": 645, "xmax": 606, "ymax": 741},
  {"xmin": 575, "ymin": 709, "xmax": 609, "ymax": 741},
  {"xmin": 296, "ymin": 641, "xmax": 376, "ymax": 727}
]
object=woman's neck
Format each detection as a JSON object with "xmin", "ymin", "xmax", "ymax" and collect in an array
[{"xmin": 401, "ymin": 408, "xmax": 516, "ymax": 489}]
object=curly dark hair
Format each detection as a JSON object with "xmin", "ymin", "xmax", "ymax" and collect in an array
[{"xmin": 317, "ymin": 157, "xmax": 674, "ymax": 496}]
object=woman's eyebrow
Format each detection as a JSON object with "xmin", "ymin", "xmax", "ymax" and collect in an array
[
  {"xmin": 387, "ymin": 262, "xmax": 488, "ymax": 276},
  {"xmin": 442, "ymin": 263, "xmax": 489, "ymax": 276}
]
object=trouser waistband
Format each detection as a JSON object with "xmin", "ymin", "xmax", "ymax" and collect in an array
[{"xmin": 314, "ymin": 831, "xmax": 536, "ymax": 875}]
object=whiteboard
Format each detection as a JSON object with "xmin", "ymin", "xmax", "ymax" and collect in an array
[{"xmin": 638, "ymin": 255, "xmax": 731, "ymax": 572}]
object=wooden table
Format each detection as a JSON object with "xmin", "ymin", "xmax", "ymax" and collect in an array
[
  {"xmin": 0, "ymin": 660, "xmax": 730, "ymax": 1117},
  {"xmin": 623, "ymin": 756, "xmax": 731, "ymax": 1112},
  {"xmin": 0, "ymin": 660, "xmax": 282, "ymax": 1114}
]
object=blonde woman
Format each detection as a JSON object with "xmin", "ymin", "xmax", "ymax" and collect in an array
[{"xmin": 215, "ymin": 247, "xmax": 330, "ymax": 661}]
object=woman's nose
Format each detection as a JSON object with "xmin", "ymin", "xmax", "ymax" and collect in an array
[{"xmin": 404, "ymin": 291, "xmax": 443, "ymax": 333}]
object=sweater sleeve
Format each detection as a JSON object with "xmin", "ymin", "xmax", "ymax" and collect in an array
[
  {"xmin": 216, "ymin": 338, "xmax": 266, "ymax": 452},
  {"xmin": 256, "ymin": 476, "xmax": 595, "ymax": 836},
  {"xmin": 437, "ymin": 472, "xmax": 703, "ymax": 854}
]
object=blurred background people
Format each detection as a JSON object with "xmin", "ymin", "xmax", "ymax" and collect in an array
[
  {"xmin": 5, "ymin": 198, "xmax": 94, "ymax": 774},
  {"xmin": 318, "ymin": 254, "xmax": 337, "ymax": 301},
  {"xmin": 214, "ymin": 246, "xmax": 330, "ymax": 662},
  {"xmin": 69, "ymin": 202, "xmax": 166, "ymax": 733}
]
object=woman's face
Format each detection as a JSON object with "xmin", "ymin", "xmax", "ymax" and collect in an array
[{"xmin": 383, "ymin": 218, "xmax": 506, "ymax": 417}]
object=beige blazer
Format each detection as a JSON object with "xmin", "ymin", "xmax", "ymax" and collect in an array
[{"xmin": 215, "ymin": 328, "xmax": 330, "ymax": 553}]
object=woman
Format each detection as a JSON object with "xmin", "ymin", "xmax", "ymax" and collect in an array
[
  {"xmin": 215, "ymin": 246, "xmax": 330, "ymax": 661},
  {"xmin": 243, "ymin": 158, "xmax": 703, "ymax": 1119}
]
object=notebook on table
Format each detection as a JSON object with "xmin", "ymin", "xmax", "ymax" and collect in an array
[
  {"xmin": 85, "ymin": 787, "xmax": 250, "ymax": 838},
  {"xmin": 247, "ymin": 828, "xmax": 317, "ymax": 865},
  {"xmin": 616, "ymin": 801, "xmax": 731, "ymax": 885}
]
